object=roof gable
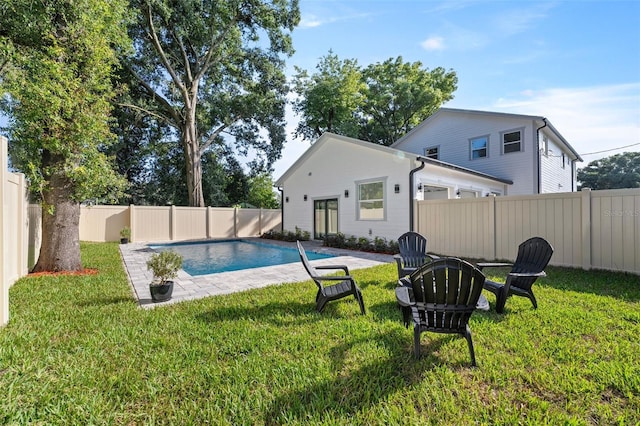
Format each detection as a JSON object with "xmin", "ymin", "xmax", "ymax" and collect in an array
[
  {"xmin": 392, "ymin": 107, "xmax": 582, "ymax": 161},
  {"xmin": 275, "ymin": 131, "xmax": 512, "ymax": 187}
]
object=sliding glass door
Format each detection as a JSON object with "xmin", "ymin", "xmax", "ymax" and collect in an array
[{"xmin": 314, "ymin": 199, "xmax": 338, "ymax": 239}]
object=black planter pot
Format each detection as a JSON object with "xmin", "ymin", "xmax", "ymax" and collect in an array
[
  {"xmin": 120, "ymin": 238, "xmax": 129, "ymax": 244},
  {"xmin": 150, "ymin": 281, "xmax": 174, "ymax": 303}
]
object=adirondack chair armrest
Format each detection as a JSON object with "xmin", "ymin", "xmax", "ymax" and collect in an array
[
  {"xmin": 476, "ymin": 262, "xmax": 513, "ymax": 271},
  {"xmin": 507, "ymin": 271, "xmax": 546, "ymax": 279},
  {"xmin": 315, "ymin": 264, "xmax": 349, "ymax": 274},
  {"xmin": 314, "ymin": 275, "xmax": 355, "ymax": 282},
  {"xmin": 398, "ymin": 277, "xmax": 412, "ymax": 288},
  {"xmin": 395, "ymin": 286, "xmax": 415, "ymax": 307}
]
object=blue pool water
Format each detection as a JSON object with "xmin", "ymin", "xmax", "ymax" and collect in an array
[{"xmin": 148, "ymin": 240, "xmax": 334, "ymax": 276}]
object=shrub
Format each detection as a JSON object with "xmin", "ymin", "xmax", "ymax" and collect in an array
[{"xmin": 323, "ymin": 233, "xmax": 398, "ymax": 254}]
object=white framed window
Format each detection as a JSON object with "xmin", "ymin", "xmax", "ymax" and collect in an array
[
  {"xmin": 542, "ymin": 135, "xmax": 549, "ymax": 156},
  {"xmin": 470, "ymin": 136, "xmax": 488, "ymax": 159},
  {"xmin": 562, "ymin": 153, "xmax": 566, "ymax": 169},
  {"xmin": 502, "ymin": 129, "xmax": 523, "ymax": 154},
  {"xmin": 357, "ymin": 179, "xmax": 385, "ymax": 220},
  {"xmin": 424, "ymin": 145, "xmax": 439, "ymax": 159}
]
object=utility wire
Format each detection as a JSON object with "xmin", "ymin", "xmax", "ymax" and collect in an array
[{"xmin": 580, "ymin": 142, "xmax": 640, "ymax": 156}]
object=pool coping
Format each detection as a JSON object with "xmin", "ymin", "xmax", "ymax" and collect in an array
[{"xmin": 119, "ymin": 238, "xmax": 394, "ymax": 308}]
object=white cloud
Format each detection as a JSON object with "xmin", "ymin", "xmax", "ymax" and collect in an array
[
  {"xmin": 421, "ymin": 36, "xmax": 446, "ymax": 51},
  {"xmin": 492, "ymin": 4, "xmax": 554, "ymax": 36},
  {"xmin": 492, "ymin": 83, "xmax": 640, "ymax": 163},
  {"xmin": 297, "ymin": 11, "xmax": 374, "ymax": 30},
  {"xmin": 299, "ymin": 15, "xmax": 323, "ymax": 29}
]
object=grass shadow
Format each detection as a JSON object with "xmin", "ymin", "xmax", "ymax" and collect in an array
[
  {"xmin": 480, "ymin": 265, "xmax": 640, "ymax": 303},
  {"xmin": 265, "ymin": 326, "xmax": 477, "ymax": 424},
  {"xmin": 195, "ymin": 300, "xmax": 366, "ymax": 326}
]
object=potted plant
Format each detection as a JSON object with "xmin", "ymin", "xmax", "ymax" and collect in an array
[
  {"xmin": 146, "ymin": 250, "xmax": 183, "ymax": 303},
  {"xmin": 120, "ymin": 226, "xmax": 131, "ymax": 244}
]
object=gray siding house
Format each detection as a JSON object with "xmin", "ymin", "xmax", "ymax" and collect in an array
[
  {"xmin": 276, "ymin": 108, "xmax": 581, "ymax": 241},
  {"xmin": 392, "ymin": 108, "xmax": 583, "ymax": 195}
]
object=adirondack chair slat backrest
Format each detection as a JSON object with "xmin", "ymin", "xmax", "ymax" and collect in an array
[
  {"xmin": 398, "ymin": 232, "xmax": 429, "ymax": 268},
  {"xmin": 409, "ymin": 258, "xmax": 485, "ymax": 333},
  {"xmin": 296, "ymin": 241, "xmax": 322, "ymax": 290},
  {"xmin": 511, "ymin": 237, "xmax": 554, "ymax": 291}
]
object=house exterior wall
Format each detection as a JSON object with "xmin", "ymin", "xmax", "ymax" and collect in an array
[
  {"xmin": 539, "ymin": 129, "xmax": 577, "ymax": 193},
  {"xmin": 280, "ymin": 137, "xmax": 412, "ymax": 241},
  {"xmin": 394, "ymin": 110, "xmax": 576, "ymax": 195},
  {"xmin": 414, "ymin": 164, "xmax": 508, "ymax": 200}
]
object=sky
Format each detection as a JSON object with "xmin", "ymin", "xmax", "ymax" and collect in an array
[{"xmin": 271, "ymin": 0, "xmax": 640, "ymax": 180}]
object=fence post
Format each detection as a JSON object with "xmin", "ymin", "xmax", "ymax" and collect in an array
[
  {"xmin": 1, "ymin": 136, "xmax": 8, "ymax": 326},
  {"xmin": 234, "ymin": 207, "xmax": 238, "ymax": 237},
  {"xmin": 581, "ymin": 188, "xmax": 592, "ymax": 270},
  {"xmin": 490, "ymin": 195, "xmax": 497, "ymax": 260},
  {"xmin": 206, "ymin": 206, "xmax": 212, "ymax": 239},
  {"xmin": 170, "ymin": 205, "xmax": 176, "ymax": 241},
  {"xmin": 18, "ymin": 174, "xmax": 28, "ymax": 276},
  {"xmin": 259, "ymin": 208, "xmax": 263, "ymax": 235},
  {"xmin": 129, "ymin": 204, "xmax": 135, "ymax": 243}
]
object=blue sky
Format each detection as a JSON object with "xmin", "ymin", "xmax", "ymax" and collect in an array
[{"xmin": 273, "ymin": 0, "xmax": 640, "ymax": 179}]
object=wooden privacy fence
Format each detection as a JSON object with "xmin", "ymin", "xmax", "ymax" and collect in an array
[
  {"xmin": 27, "ymin": 204, "xmax": 283, "ymax": 267},
  {"xmin": 1, "ymin": 136, "xmax": 29, "ymax": 327},
  {"xmin": 416, "ymin": 188, "xmax": 640, "ymax": 274}
]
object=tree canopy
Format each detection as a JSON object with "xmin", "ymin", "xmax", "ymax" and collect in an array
[
  {"xmin": 577, "ymin": 151, "xmax": 640, "ymax": 190},
  {"xmin": 0, "ymin": 0, "xmax": 130, "ymax": 271},
  {"xmin": 124, "ymin": 0, "xmax": 300, "ymax": 207},
  {"xmin": 292, "ymin": 52, "xmax": 458, "ymax": 146}
]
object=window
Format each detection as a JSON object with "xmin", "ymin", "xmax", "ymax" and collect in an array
[
  {"xmin": 502, "ymin": 129, "xmax": 522, "ymax": 154},
  {"xmin": 470, "ymin": 136, "xmax": 488, "ymax": 159},
  {"xmin": 357, "ymin": 180, "xmax": 385, "ymax": 220},
  {"xmin": 562, "ymin": 153, "xmax": 566, "ymax": 169},
  {"xmin": 542, "ymin": 135, "xmax": 549, "ymax": 156},
  {"xmin": 424, "ymin": 146, "xmax": 439, "ymax": 159}
]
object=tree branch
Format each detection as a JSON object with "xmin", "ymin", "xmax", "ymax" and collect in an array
[
  {"xmin": 195, "ymin": 9, "xmax": 242, "ymax": 81},
  {"xmin": 144, "ymin": 3, "xmax": 190, "ymax": 106},
  {"xmin": 117, "ymin": 103, "xmax": 174, "ymax": 127},
  {"xmin": 200, "ymin": 116, "xmax": 240, "ymax": 154}
]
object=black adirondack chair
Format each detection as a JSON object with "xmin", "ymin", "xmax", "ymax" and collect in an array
[
  {"xmin": 394, "ymin": 231, "xmax": 438, "ymax": 278},
  {"xmin": 395, "ymin": 258, "xmax": 486, "ymax": 366},
  {"xmin": 296, "ymin": 241, "xmax": 365, "ymax": 315},
  {"xmin": 477, "ymin": 237, "xmax": 554, "ymax": 313}
]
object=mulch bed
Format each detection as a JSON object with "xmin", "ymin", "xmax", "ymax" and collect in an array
[{"xmin": 28, "ymin": 268, "xmax": 99, "ymax": 278}]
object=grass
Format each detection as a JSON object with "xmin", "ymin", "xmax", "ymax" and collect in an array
[{"xmin": 1, "ymin": 242, "xmax": 639, "ymax": 425}]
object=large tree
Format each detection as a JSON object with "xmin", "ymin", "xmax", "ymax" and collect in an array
[
  {"xmin": 291, "ymin": 51, "xmax": 364, "ymax": 141},
  {"xmin": 0, "ymin": 0, "xmax": 129, "ymax": 272},
  {"xmin": 292, "ymin": 52, "xmax": 458, "ymax": 146},
  {"xmin": 359, "ymin": 57, "xmax": 458, "ymax": 146},
  {"xmin": 577, "ymin": 152, "xmax": 640, "ymax": 190},
  {"xmin": 125, "ymin": 0, "xmax": 300, "ymax": 207}
]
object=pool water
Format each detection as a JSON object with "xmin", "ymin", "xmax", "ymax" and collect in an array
[{"xmin": 148, "ymin": 240, "xmax": 334, "ymax": 276}]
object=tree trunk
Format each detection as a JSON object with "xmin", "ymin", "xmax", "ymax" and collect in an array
[
  {"xmin": 32, "ymin": 171, "xmax": 82, "ymax": 272},
  {"xmin": 182, "ymin": 106, "xmax": 205, "ymax": 207}
]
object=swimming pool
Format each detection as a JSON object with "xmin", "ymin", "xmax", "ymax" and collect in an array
[{"xmin": 148, "ymin": 240, "xmax": 335, "ymax": 276}]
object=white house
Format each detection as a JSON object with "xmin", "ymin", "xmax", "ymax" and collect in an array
[
  {"xmin": 275, "ymin": 132, "xmax": 512, "ymax": 241},
  {"xmin": 275, "ymin": 108, "xmax": 582, "ymax": 241},
  {"xmin": 392, "ymin": 108, "xmax": 583, "ymax": 195}
]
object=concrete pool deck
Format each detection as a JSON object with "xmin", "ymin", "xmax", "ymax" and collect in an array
[{"xmin": 119, "ymin": 238, "xmax": 394, "ymax": 308}]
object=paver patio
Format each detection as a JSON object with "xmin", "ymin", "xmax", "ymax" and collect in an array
[{"xmin": 119, "ymin": 238, "xmax": 393, "ymax": 308}]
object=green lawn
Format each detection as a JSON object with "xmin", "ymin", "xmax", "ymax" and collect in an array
[{"xmin": 1, "ymin": 242, "xmax": 639, "ymax": 425}]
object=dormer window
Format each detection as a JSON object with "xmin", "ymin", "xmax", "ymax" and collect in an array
[
  {"xmin": 502, "ymin": 129, "xmax": 523, "ymax": 154},
  {"xmin": 424, "ymin": 146, "xmax": 439, "ymax": 160}
]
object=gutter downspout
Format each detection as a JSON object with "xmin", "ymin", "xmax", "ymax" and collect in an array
[
  {"xmin": 409, "ymin": 158, "xmax": 426, "ymax": 232},
  {"xmin": 276, "ymin": 186, "xmax": 284, "ymax": 232},
  {"xmin": 536, "ymin": 118, "xmax": 548, "ymax": 194}
]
